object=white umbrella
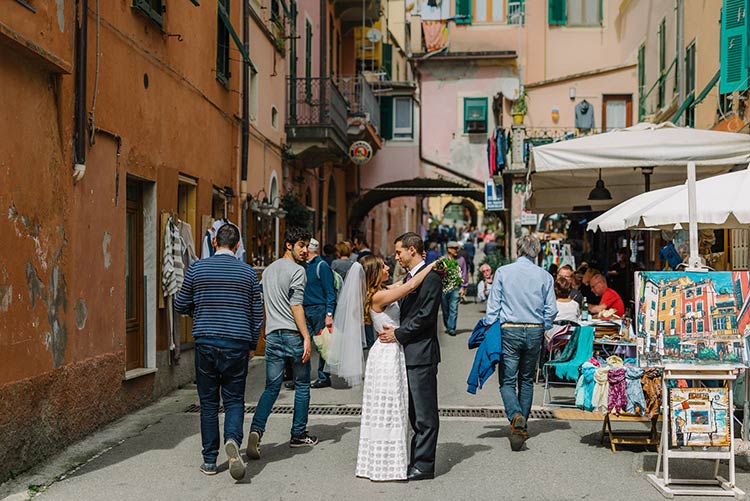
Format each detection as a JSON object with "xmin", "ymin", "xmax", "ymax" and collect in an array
[
  {"xmin": 587, "ymin": 169, "xmax": 750, "ymax": 232},
  {"xmin": 527, "ymin": 122, "xmax": 750, "ymax": 214}
]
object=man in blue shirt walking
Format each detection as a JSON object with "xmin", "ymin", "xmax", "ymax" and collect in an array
[
  {"xmin": 484, "ymin": 235, "xmax": 557, "ymax": 451},
  {"xmin": 176, "ymin": 223, "xmax": 262, "ymax": 480},
  {"xmin": 304, "ymin": 238, "xmax": 337, "ymax": 388}
]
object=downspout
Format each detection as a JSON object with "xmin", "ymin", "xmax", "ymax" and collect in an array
[
  {"xmin": 241, "ymin": 0, "xmax": 249, "ymax": 184},
  {"xmin": 73, "ymin": 0, "xmax": 88, "ymax": 182},
  {"xmin": 676, "ymin": 0, "xmax": 684, "ymax": 126},
  {"xmin": 289, "ymin": 0, "xmax": 298, "ymax": 121}
]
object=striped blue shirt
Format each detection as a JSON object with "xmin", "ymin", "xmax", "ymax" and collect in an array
[{"xmin": 175, "ymin": 252, "xmax": 263, "ymax": 350}]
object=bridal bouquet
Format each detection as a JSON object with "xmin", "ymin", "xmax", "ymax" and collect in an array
[{"xmin": 434, "ymin": 258, "xmax": 463, "ymax": 293}]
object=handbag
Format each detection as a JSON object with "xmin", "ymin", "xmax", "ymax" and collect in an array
[{"xmin": 313, "ymin": 326, "xmax": 333, "ymax": 361}]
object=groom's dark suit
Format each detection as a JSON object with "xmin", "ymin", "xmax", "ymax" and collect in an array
[{"xmin": 395, "ymin": 263, "xmax": 442, "ymax": 475}]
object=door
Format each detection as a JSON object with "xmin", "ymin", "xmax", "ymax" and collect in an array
[
  {"xmin": 602, "ymin": 95, "xmax": 633, "ymax": 131},
  {"xmin": 177, "ymin": 177, "xmax": 197, "ymax": 345},
  {"xmin": 126, "ymin": 180, "xmax": 145, "ymax": 371}
]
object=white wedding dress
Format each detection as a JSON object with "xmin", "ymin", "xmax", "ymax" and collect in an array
[{"xmin": 356, "ymin": 302, "xmax": 410, "ymax": 481}]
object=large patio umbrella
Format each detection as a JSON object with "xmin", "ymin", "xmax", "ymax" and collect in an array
[
  {"xmin": 528, "ymin": 122, "xmax": 750, "ymax": 267},
  {"xmin": 587, "ymin": 168, "xmax": 750, "ymax": 232},
  {"xmin": 527, "ymin": 122, "xmax": 750, "ymax": 214}
]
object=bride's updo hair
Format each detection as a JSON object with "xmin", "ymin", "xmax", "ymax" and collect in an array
[{"xmin": 361, "ymin": 254, "xmax": 386, "ymax": 324}]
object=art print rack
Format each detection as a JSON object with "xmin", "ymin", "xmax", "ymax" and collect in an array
[{"xmin": 647, "ymin": 365, "xmax": 745, "ymax": 499}]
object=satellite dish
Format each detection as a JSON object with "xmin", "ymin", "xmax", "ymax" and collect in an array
[
  {"xmin": 501, "ymin": 78, "xmax": 521, "ymax": 101},
  {"xmin": 366, "ymin": 28, "xmax": 383, "ymax": 43}
]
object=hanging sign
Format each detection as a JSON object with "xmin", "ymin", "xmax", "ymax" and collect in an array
[
  {"xmin": 484, "ymin": 178, "xmax": 504, "ymax": 211},
  {"xmin": 520, "ymin": 211, "xmax": 538, "ymax": 225},
  {"xmin": 349, "ymin": 141, "xmax": 373, "ymax": 165}
]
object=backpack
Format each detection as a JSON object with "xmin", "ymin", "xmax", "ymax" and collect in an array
[{"xmin": 317, "ymin": 261, "xmax": 343, "ymax": 297}]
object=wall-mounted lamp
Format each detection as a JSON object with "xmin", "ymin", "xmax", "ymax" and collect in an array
[{"xmin": 569, "ymin": 87, "xmax": 576, "ymax": 101}]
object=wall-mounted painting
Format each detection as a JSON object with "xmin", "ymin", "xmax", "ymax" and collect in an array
[
  {"xmin": 635, "ymin": 271, "xmax": 750, "ymax": 368},
  {"xmin": 670, "ymin": 388, "xmax": 730, "ymax": 447}
]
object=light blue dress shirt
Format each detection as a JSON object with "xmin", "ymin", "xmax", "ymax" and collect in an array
[{"xmin": 484, "ymin": 256, "xmax": 558, "ymax": 330}]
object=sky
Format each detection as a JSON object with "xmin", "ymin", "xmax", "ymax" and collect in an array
[{"xmin": 640, "ymin": 271, "xmax": 737, "ymax": 295}]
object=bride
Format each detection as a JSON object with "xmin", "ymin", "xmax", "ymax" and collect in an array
[{"xmin": 326, "ymin": 255, "xmax": 436, "ymax": 481}]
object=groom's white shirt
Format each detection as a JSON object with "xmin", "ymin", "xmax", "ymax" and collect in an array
[{"xmin": 407, "ymin": 260, "xmax": 425, "ymax": 279}]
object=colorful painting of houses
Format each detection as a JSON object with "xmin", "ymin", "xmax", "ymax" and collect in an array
[{"xmin": 635, "ymin": 271, "xmax": 750, "ymax": 367}]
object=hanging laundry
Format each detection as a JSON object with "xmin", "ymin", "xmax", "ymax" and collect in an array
[
  {"xmin": 487, "ymin": 134, "xmax": 497, "ymax": 177},
  {"xmin": 162, "ymin": 216, "xmax": 185, "ymax": 297},
  {"xmin": 422, "ymin": 21, "xmax": 448, "ymax": 52},
  {"xmin": 575, "ymin": 100, "xmax": 595, "ymax": 131}
]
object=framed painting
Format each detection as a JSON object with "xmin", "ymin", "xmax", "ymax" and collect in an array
[
  {"xmin": 635, "ymin": 271, "xmax": 750, "ymax": 368},
  {"xmin": 670, "ymin": 388, "xmax": 730, "ymax": 447}
]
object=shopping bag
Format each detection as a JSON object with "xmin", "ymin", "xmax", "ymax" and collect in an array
[{"xmin": 313, "ymin": 326, "xmax": 333, "ymax": 361}]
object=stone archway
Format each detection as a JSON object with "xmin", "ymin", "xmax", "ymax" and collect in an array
[{"xmin": 441, "ymin": 198, "xmax": 479, "ymax": 228}]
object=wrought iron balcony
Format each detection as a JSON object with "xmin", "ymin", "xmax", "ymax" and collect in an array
[
  {"xmin": 336, "ymin": 75, "xmax": 380, "ymax": 134},
  {"xmin": 286, "ymin": 77, "xmax": 349, "ymax": 153}
]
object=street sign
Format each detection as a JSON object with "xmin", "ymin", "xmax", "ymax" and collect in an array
[{"xmin": 484, "ymin": 178, "xmax": 504, "ymax": 211}]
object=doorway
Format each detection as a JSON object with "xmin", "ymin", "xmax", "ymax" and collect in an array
[
  {"xmin": 126, "ymin": 179, "xmax": 145, "ymax": 371},
  {"xmin": 602, "ymin": 95, "xmax": 633, "ymax": 131}
]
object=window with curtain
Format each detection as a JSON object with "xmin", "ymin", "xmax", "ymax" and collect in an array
[{"xmin": 393, "ymin": 97, "xmax": 413, "ymax": 140}]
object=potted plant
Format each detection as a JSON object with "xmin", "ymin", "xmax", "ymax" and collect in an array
[{"xmin": 511, "ymin": 90, "xmax": 527, "ymax": 125}]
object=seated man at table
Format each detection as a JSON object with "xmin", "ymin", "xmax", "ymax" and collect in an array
[{"xmin": 588, "ymin": 274, "xmax": 625, "ymax": 317}]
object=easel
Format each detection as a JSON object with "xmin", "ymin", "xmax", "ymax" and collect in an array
[{"xmin": 647, "ymin": 365, "xmax": 746, "ymax": 499}]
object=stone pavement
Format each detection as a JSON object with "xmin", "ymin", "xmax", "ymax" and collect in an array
[{"xmin": 4, "ymin": 301, "xmax": 750, "ymax": 500}]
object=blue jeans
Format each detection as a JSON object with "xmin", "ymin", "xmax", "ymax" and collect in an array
[
  {"xmin": 441, "ymin": 289, "xmax": 460, "ymax": 331},
  {"xmin": 195, "ymin": 344, "xmax": 249, "ymax": 463},
  {"xmin": 305, "ymin": 304, "xmax": 330, "ymax": 382},
  {"xmin": 499, "ymin": 326, "xmax": 544, "ymax": 426},
  {"xmin": 251, "ymin": 331, "xmax": 311, "ymax": 438}
]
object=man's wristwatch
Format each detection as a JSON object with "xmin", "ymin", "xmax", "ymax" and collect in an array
[{"xmin": 326, "ymin": 313, "xmax": 333, "ymax": 317}]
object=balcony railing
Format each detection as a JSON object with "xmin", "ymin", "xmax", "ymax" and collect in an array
[
  {"xmin": 507, "ymin": 1, "xmax": 524, "ymax": 24},
  {"xmin": 336, "ymin": 75, "xmax": 380, "ymax": 134},
  {"xmin": 287, "ymin": 77, "xmax": 348, "ymax": 142}
]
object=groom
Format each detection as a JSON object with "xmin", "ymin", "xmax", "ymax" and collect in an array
[{"xmin": 379, "ymin": 232, "xmax": 442, "ymax": 481}]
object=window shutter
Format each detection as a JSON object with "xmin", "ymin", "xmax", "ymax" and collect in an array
[
  {"xmin": 455, "ymin": 0, "xmax": 472, "ymax": 24},
  {"xmin": 382, "ymin": 43, "xmax": 393, "ymax": 80},
  {"xmin": 720, "ymin": 0, "xmax": 749, "ymax": 94},
  {"xmin": 548, "ymin": 0, "xmax": 566, "ymax": 25},
  {"xmin": 380, "ymin": 96, "xmax": 393, "ymax": 140}
]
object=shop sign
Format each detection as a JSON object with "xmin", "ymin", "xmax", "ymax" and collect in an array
[
  {"xmin": 520, "ymin": 211, "xmax": 538, "ymax": 225},
  {"xmin": 484, "ymin": 179, "xmax": 504, "ymax": 211},
  {"xmin": 349, "ymin": 141, "xmax": 373, "ymax": 165}
]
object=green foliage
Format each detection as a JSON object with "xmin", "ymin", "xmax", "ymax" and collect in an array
[
  {"xmin": 664, "ymin": 336, "xmax": 680, "ymax": 349},
  {"xmin": 281, "ymin": 192, "xmax": 311, "ymax": 229},
  {"xmin": 435, "ymin": 258, "xmax": 463, "ymax": 293},
  {"xmin": 511, "ymin": 90, "xmax": 528, "ymax": 116}
]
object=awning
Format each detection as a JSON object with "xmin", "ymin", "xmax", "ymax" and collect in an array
[{"xmin": 527, "ymin": 122, "xmax": 750, "ymax": 213}]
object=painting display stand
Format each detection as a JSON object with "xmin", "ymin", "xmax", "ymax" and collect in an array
[
  {"xmin": 648, "ymin": 365, "xmax": 745, "ymax": 499},
  {"xmin": 600, "ymin": 414, "xmax": 659, "ymax": 453}
]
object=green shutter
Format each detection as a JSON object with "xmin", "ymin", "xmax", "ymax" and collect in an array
[
  {"xmin": 382, "ymin": 43, "xmax": 393, "ymax": 80},
  {"xmin": 380, "ymin": 96, "xmax": 393, "ymax": 140},
  {"xmin": 720, "ymin": 0, "xmax": 749, "ymax": 94},
  {"xmin": 548, "ymin": 0, "xmax": 566, "ymax": 25},
  {"xmin": 455, "ymin": 0, "xmax": 472, "ymax": 24}
]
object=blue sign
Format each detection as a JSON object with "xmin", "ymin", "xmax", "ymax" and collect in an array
[{"xmin": 485, "ymin": 179, "xmax": 504, "ymax": 211}]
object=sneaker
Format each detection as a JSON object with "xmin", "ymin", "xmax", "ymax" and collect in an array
[
  {"xmin": 246, "ymin": 430, "xmax": 262, "ymax": 460},
  {"xmin": 200, "ymin": 462, "xmax": 217, "ymax": 475},
  {"xmin": 225, "ymin": 439, "xmax": 246, "ymax": 480},
  {"xmin": 290, "ymin": 431, "xmax": 319, "ymax": 448}
]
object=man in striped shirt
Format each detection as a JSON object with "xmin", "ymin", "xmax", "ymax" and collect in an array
[{"xmin": 176, "ymin": 223, "xmax": 262, "ymax": 481}]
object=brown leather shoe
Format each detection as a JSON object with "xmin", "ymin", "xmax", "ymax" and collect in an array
[{"xmin": 509, "ymin": 414, "xmax": 527, "ymax": 451}]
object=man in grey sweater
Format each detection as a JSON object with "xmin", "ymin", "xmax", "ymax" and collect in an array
[{"xmin": 247, "ymin": 227, "xmax": 318, "ymax": 460}]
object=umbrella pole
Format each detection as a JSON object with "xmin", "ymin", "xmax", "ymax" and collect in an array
[{"xmin": 686, "ymin": 162, "xmax": 701, "ymax": 270}]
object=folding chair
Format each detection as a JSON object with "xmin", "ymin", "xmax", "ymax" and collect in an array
[{"xmin": 542, "ymin": 325, "xmax": 595, "ymax": 408}]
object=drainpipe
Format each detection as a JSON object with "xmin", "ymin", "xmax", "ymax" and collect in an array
[
  {"xmin": 73, "ymin": 0, "xmax": 88, "ymax": 182},
  {"xmin": 241, "ymin": 0, "xmax": 250, "ymax": 185},
  {"xmin": 676, "ymin": 0, "xmax": 684, "ymax": 126},
  {"xmin": 289, "ymin": 0, "xmax": 298, "ymax": 121}
]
